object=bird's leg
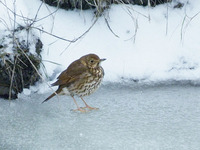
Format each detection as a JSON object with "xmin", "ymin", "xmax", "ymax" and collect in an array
[
  {"xmin": 80, "ymin": 97, "xmax": 99, "ymax": 110},
  {"xmin": 71, "ymin": 96, "xmax": 87, "ymax": 113}
]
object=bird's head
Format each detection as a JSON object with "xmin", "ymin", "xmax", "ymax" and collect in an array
[{"xmin": 80, "ymin": 54, "xmax": 106, "ymax": 69}]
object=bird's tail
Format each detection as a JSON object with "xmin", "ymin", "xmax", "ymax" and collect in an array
[{"xmin": 42, "ymin": 92, "xmax": 56, "ymax": 104}]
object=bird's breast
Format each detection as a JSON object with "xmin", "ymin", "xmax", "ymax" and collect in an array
[
  {"xmin": 91, "ymin": 67, "xmax": 104, "ymax": 78},
  {"xmin": 68, "ymin": 67, "xmax": 104, "ymax": 97}
]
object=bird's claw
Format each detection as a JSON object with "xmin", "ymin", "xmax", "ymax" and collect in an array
[
  {"xmin": 81, "ymin": 106, "xmax": 99, "ymax": 110},
  {"xmin": 71, "ymin": 108, "xmax": 88, "ymax": 113},
  {"xmin": 71, "ymin": 106, "xmax": 99, "ymax": 113}
]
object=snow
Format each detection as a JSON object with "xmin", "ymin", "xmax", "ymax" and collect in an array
[
  {"xmin": 23, "ymin": 88, "xmax": 31, "ymax": 95},
  {"xmin": 1, "ymin": 0, "xmax": 200, "ymax": 86}
]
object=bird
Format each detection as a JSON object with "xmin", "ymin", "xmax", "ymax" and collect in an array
[{"xmin": 42, "ymin": 53, "xmax": 106, "ymax": 112}]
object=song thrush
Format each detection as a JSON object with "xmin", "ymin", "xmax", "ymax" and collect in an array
[{"xmin": 42, "ymin": 54, "xmax": 106, "ymax": 112}]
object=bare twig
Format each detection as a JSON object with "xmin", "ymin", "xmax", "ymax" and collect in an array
[
  {"xmin": 180, "ymin": 15, "xmax": 186, "ymax": 41},
  {"xmin": 104, "ymin": 17, "xmax": 119, "ymax": 38},
  {"xmin": 59, "ymin": 42, "xmax": 72, "ymax": 55},
  {"xmin": 147, "ymin": 0, "xmax": 151, "ymax": 21},
  {"xmin": 31, "ymin": 27, "xmax": 77, "ymax": 42},
  {"xmin": 124, "ymin": 5, "xmax": 149, "ymax": 19},
  {"xmin": 43, "ymin": 1, "xmax": 57, "ymax": 33},
  {"xmin": 42, "ymin": 60, "xmax": 61, "ymax": 66},
  {"xmin": 29, "ymin": 1, "xmax": 44, "ymax": 27},
  {"xmin": 32, "ymin": 16, "xmax": 99, "ymax": 43},
  {"xmin": 9, "ymin": 54, "xmax": 17, "ymax": 100},
  {"xmin": 3, "ymin": 0, "xmax": 13, "ymax": 28},
  {"xmin": 181, "ymin": 10, "xmax": 200, "ymax": 42},
  {"xmin": 0, "ymin": 0, "xmax": 32, "ymax": 21},
  {"xmin": 0, "ymin": 0, "xmax": 59, "ymax": 24},
  {"xmin": 34, "ymin": 7, "xmax": 59, "ymax": 23},
  {"xmin": 166, "ymin": 0, "xmax": 169, "ymax": 35},
  {"xmin": 12, "ymin": 0, "xmax": 16, "ymax": 45},
  {"xmin": 0, "ymin": 17, "xmax": 10, "ymax": 30}
]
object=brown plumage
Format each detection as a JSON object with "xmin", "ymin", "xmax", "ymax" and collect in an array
[{"xmin": 42, "ymin": 54, "xmax": 106, "ymax": 112}]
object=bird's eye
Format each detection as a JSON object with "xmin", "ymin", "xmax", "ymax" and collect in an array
[{"xmin": 90, "ymin": 60, "xmax": 94, "ymax": 63}]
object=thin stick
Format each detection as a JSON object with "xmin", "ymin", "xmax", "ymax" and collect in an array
[
  {"xmin": 166, "ymin": 1, "xmax": 169, "ymax": 35},
  {"xmin": 104, "ymin": 17, "xmax": 119, "ymax": 38},
  {"xmin": 12, "ymin": 0, "xmax": 16, "ymax": 45},
  {"xmin": 9, "ymin": 55, "xmax": 17, "ymax": 100}
]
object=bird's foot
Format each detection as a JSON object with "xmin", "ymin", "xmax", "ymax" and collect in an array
[
  {"xmin": 81, "ymin": 105, "xmax": 99, "ymax": 110},
  {"xmin": 72, "ymin": 108, "xmax": 88, "ymax": 113}
]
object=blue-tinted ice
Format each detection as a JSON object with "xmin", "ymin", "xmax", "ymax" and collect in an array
[{"xmin": 0, "ymin": 84, "xmax": 200, "ymax": 150}]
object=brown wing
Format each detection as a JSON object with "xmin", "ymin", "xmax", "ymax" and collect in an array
[{"xmin": 51, "ymin": 59, "xmax": 87, "ymax": 87}]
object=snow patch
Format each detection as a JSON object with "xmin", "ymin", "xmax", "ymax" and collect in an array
[{"xmin": 0, "ymin": 0, "xmax": 200, "ymax": 92}]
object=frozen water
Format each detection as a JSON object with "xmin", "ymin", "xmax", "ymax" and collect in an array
[{"xmin": 0, "ymin": 84, "xmax": 200, "ymax": 150}]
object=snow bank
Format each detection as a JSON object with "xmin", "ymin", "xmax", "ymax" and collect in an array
[{"xmin": 1, "ymin": 0, "xmax": 200, "ymax": 90}]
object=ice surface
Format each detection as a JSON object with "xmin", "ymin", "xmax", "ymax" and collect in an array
[{"xmin": 0, "ymin": 84, "xmax": 200, "ymax": 150}]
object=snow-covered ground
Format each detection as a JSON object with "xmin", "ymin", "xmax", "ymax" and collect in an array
[{"xmin": 1, "ymin": 0, "xmax": 200, "ymax": 88}]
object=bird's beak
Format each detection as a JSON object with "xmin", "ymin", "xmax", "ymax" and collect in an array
[{"xmin": 100, "ymin": 58, "xmax": 106, "ymax": 62}]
